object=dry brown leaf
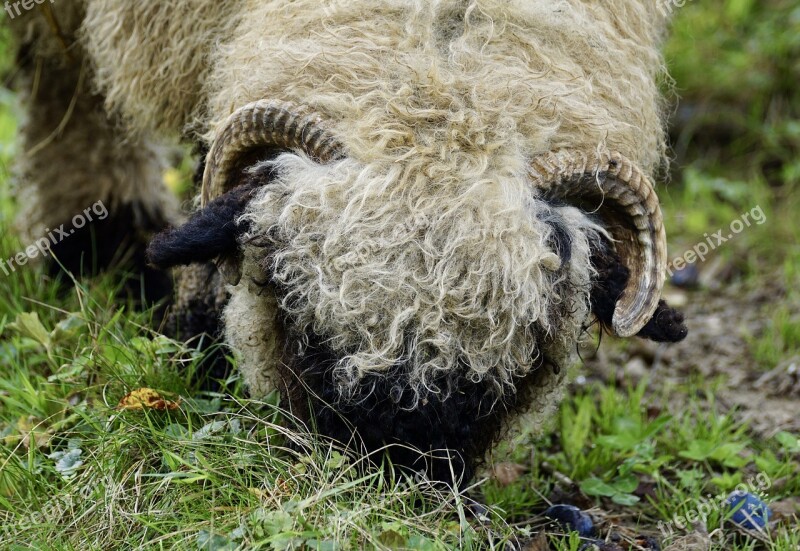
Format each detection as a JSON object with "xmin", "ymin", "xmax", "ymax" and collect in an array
[
  {"xmin": 117, "ymin": 388, "xmax": 181, "ymax": 411},
  {"xmin": 3, "ymin": 417, "xmax": 52, "ymax": 450},
  {"xmin": 490, "ymin": 462, "xmax": 527, "ymax": 486},
  {"xmin": 517, "ymin": 532, "xmax": 549, "ymax": 551},
  {"xmin": 770, "ymin": 497, "xmax": 800, "ymax": 522}
]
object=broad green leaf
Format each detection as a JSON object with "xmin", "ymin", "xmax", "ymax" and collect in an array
[
  {"xmin": 775, "ymin": 431, "xmax": 800, "ymax": 452},
  {"xmin": 378, "ymin": 529, "xmax": 407, "ymax": 549},
  {"xmin": 8, "ymin": 312, "xmax": 50, "ymax": 350},
  {"xmin": 324, "ymin": 451, "xmax": 346, "ymax": 471},
  {"xmin": 50, "ymin": 314, "xmax": 85, "ymax": 345},
  {"xmin": 711, "ymin": 471, "xmax": 744, "ymax": 492},
  {"xmin": 711, "ymin": 442, "xmax": 748, "ymax": 468},
  {"xmin": 192, "ymin": 421, "xmax": 227, "ymax": 441},
  {"xmin": 677, "ymin": 469, "xmax": 705, "ymax": 489},
  {"xmin": 197, "ymin": 531, "xmax": 238, "ymax": 551},
  {"xmin": 611, "ymin": 493, "xmax": 640, "ymax": 506},
  {"xmin": 641, "ymin": 416, "xmax": 673, "ymax": 440},
  {"xmin": 304, "ymin": 539, "xmax": 339, "ymax": 551},
  {"xmin": 596, "ymin": 433, "xmax": 640, "ymax": 451},
  {"xmin": 50, "ymin": 448, "xmax": 83, "ymax": 478},
  {"xmin": 580, "ymin": 478, "xmax": 618, "ymax": 498},
  {"xmin": 679, "ymin": 440, "xmax": 717, "ymax": 462},
  {"xmin": 613, "ymin": 474, "xmax": 640, "ymax": 494}
]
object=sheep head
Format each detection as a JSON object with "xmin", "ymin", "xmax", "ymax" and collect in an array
[
  {"xmin": 149, "ymin": 99, "xmax": 684, "ymax": 403},
  {"xmin": 146, "ymin": 90, "xmax": 686, "ymax": 484}
]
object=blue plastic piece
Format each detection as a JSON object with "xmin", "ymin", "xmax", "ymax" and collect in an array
[
  {"xmin": 670, "ymin": 263, "xmax": 700, "ymax": 288},
  {"xmin": 725, "ymin": 491, "xmax": 772, "ymax": 530},
  {"xmin": 543, "ymin": 504, "xmax": 594, "ymax": 538}
]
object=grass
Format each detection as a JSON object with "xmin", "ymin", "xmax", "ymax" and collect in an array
[
  {"xmin": 0, "ymin": 280, "xmax": 492, "ymax": 549},
  {"xmin": 2, "ymin": 1, "xmax": 800, "ymax": 549}
]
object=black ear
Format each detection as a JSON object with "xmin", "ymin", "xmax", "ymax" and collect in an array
[
  {"xmin": 147, "ymin": 184, "xmax": 258, "ymax": 270},
  {"xmin": 591, "ymin": 236, "xmax": 688, "ymax": 343}
]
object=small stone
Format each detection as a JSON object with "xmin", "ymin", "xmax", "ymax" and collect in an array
[
  {"xmin": 624, "ymin": 357, "xmax": 648, "ymax": 381},
  {"xmin": 662, "ymin": 288, "xmax": 689, "ymax": 308}
]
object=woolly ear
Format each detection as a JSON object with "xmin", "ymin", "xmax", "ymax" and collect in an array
[{"xmin": 147, "ymin": 184, "xmax": 259, "ymax": 283}]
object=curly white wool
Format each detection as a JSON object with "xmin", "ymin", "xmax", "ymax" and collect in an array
[
  {"xmin": 83, "ymin": 1, "xmax": 669, "ymax": 172},
  {"xmin": 229, "ymin": 154, "xmax": 605, "ymax": 402}
]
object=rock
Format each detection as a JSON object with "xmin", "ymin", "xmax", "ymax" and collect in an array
[
  {"xmin": 662, "ymin": 289, "xmax": 689, "ymax": 308},
  {"xmin": 624, "ymin": 357, "xmax": 648, "ymax": 382},
  {"xmin": 769, "ymin": 497, "xmax": 800, "ymax": 521}
]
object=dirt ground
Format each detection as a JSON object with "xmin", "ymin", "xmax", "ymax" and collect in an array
[{"xmin": 584, "ymin": 264, "xmax": 800, "ymax": 439}]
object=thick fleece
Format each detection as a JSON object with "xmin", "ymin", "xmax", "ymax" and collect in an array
[
  {"xmin": 236, "ymin": 155, "xmax": 606, "ymax": 406},
  {"xmin": 210, "ymin": 1, "xmax": 669, "ymax": 404},
  {"xmin": 208, "ymin": 1, "xmax": 668, "ymax": 170},
  {"xmin": 79, "ymin": 1, "xmax": 669, "ymax": 171},
  {"xmin": 81, "ymin": 0, "xmax": 241, "ymax": 136}
]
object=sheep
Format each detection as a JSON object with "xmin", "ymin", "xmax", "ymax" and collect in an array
[{"xmin": 9, "ymin": 1, "xmax": 687, "ymax": 487}]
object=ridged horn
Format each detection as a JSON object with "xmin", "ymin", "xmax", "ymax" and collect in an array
[
  {"xmin": 201, "ymin": 99, "xmax": 344, "ymax": 206},
  {"xmin": 530, "ymin": 150, "xmax": 667, "ymax": 338}
]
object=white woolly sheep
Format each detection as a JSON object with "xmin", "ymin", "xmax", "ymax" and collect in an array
[{"xmin": 8, "ymin": 1, "xmax": 686, "ymax": 485}]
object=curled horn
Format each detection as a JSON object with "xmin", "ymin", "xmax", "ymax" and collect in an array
[
  {"xmin": 199, "ymin": 100, "xmax": 343, "ymax": 285},
  {"xmin": 201, "ymin": 99, "xmax": 345, "ymax": 206},
  {"xmin": 530, "ymin": 150, "xmax": 667, "ymax": 338}
]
